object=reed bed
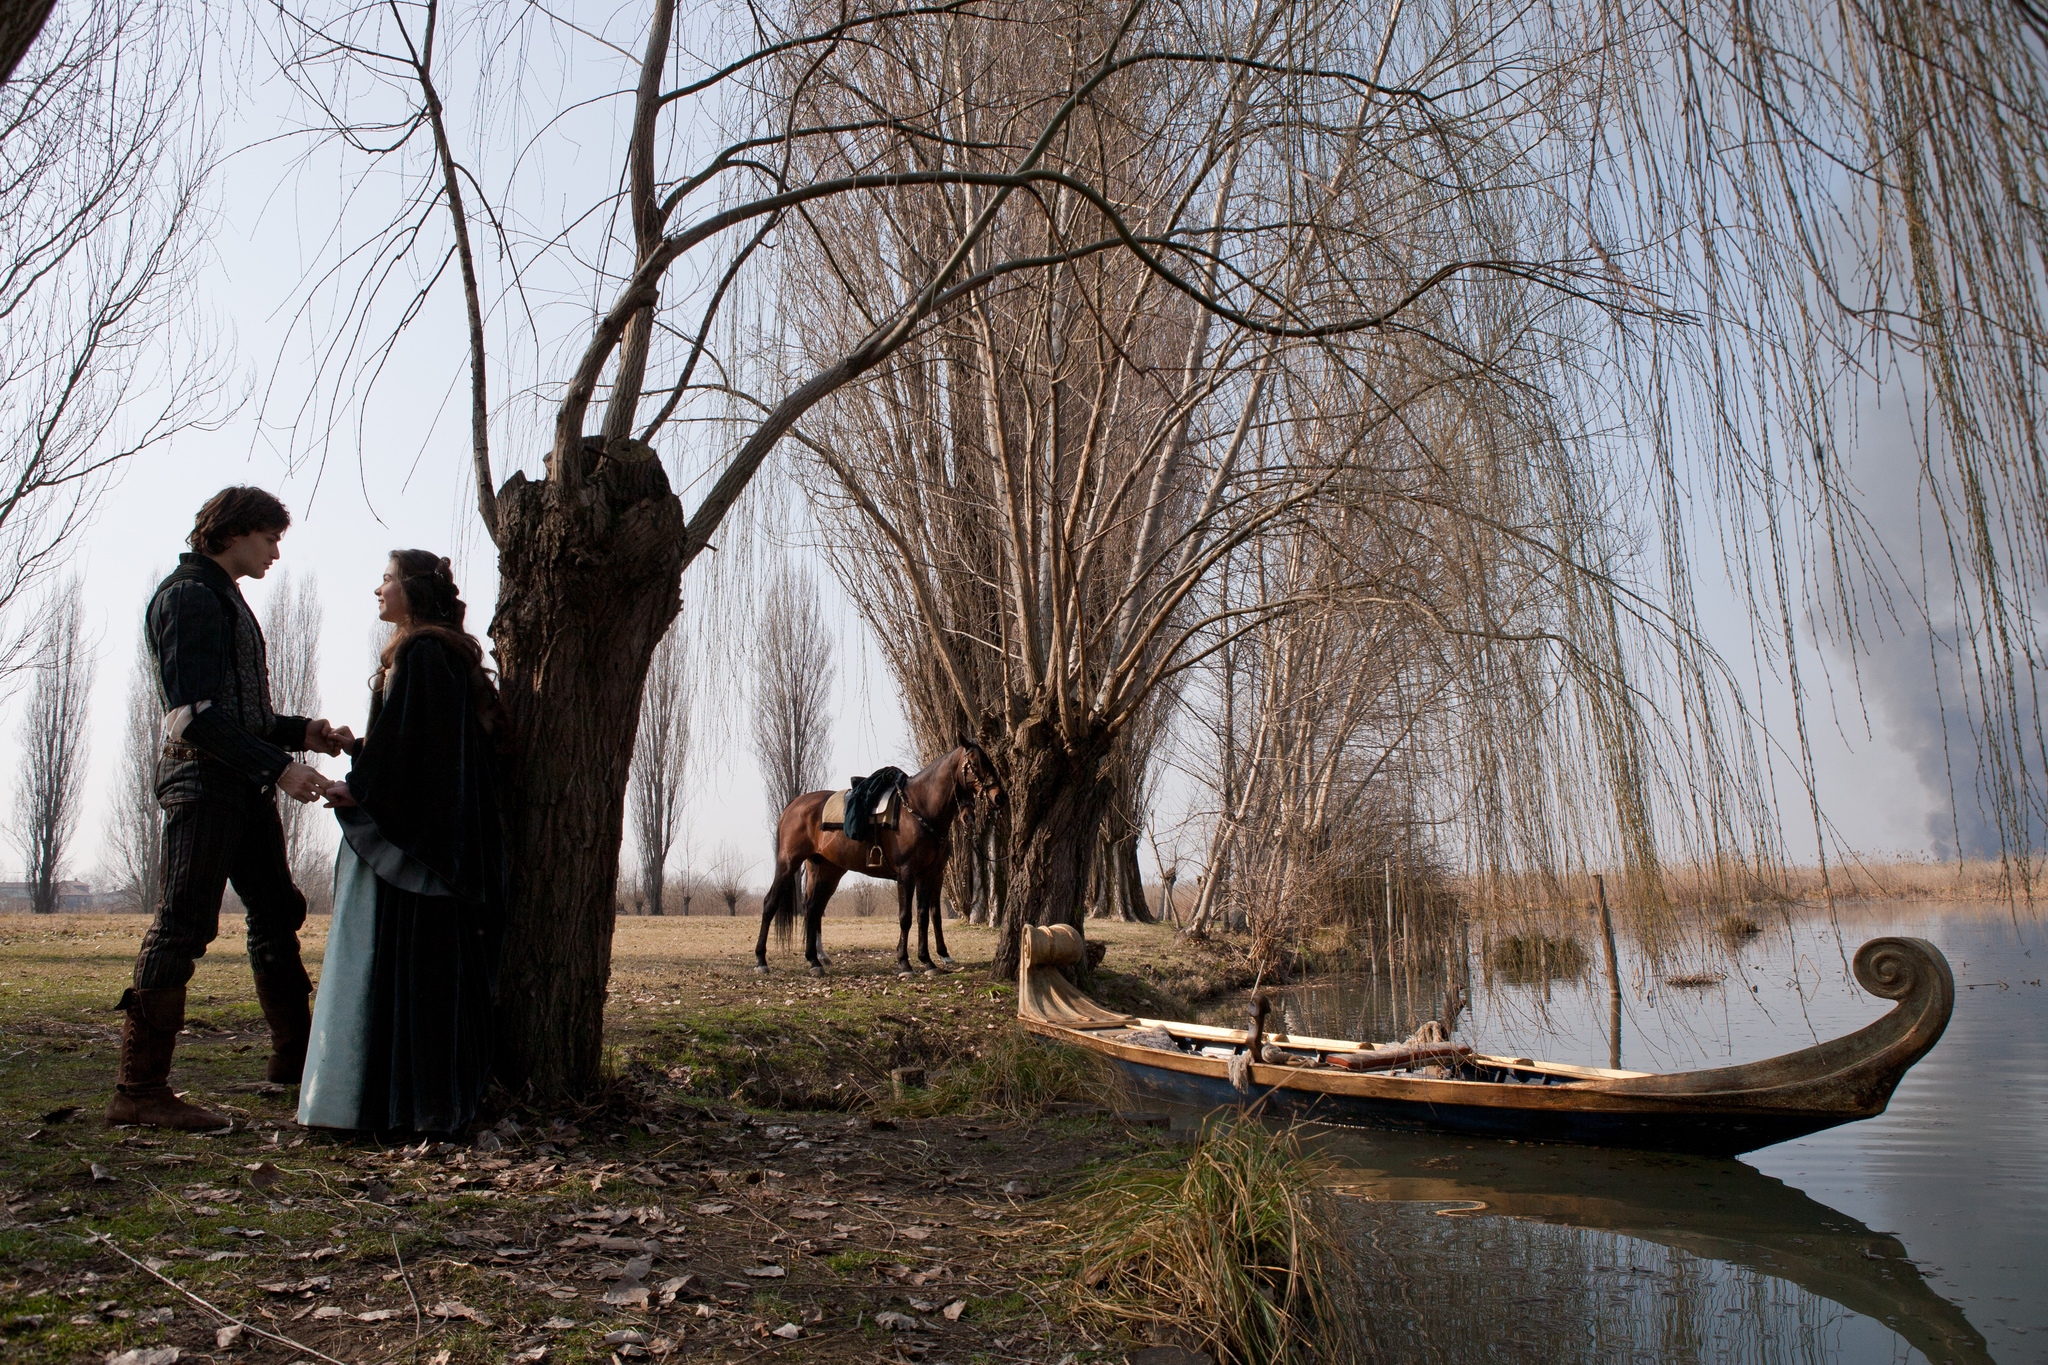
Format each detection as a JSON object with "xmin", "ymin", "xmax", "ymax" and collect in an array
[
  {"xmin": 1456, "ymin": 856, "xmax": 2042, "ymax": 915},
  {"xmin": 1058, "ymin": 1121, "xmax": 1361, "ymax": 1364}
]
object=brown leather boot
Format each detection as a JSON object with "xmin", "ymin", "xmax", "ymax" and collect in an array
[
  {"xmin": 107, "ymin": 987, "xmax": 230, "ymax": 1131},
  {"xmin": 254, "ymin": 969, "xmax": 312, "ymax": 1084}
]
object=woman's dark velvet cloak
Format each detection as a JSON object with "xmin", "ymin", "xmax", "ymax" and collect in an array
[
  {"xmin": 336, "ymin": 634, "xmax": 507, "ymax": 1133},
  {"xmin": 339, "ymin": 634, "xmax": 506, "ymax": 905}
]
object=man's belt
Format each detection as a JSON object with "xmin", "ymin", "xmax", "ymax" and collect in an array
[{"xmin": 161, "ymin": 740, "xmax": 212, "ymax": 763}]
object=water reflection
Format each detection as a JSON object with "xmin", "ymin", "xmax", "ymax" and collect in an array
[
  {"xmin": 1190, "ymin": 904, "xmax": 2044, "ymax": 1362},
  {"xmin": 1310, "ymin": 1126, "xmax": 1989, "ymax": 1364}
]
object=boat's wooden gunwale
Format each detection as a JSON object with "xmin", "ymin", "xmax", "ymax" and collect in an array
[{"xmin": 1123, "ymin": 1016, "xmax": 1653, "ymax": 1080}]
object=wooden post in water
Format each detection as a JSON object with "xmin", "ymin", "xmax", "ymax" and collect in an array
[{"xmin": 1594, "ymin": 873, "xmax": 1622, "ymax": 1069}]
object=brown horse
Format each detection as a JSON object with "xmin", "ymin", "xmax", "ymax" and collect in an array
[{"xmin": 755, "ymin": 739, "xmax": 1004, "ymax": 977}]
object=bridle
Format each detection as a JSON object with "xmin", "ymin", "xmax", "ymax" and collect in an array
[{"xmin": 955, "ymin": 745, "xmax": 1001, "ymax": 828}]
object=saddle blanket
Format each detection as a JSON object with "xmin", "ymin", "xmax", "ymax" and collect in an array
[{"xmin": 822, "ymin": 772, "xmax": 903, "ymax": 836}]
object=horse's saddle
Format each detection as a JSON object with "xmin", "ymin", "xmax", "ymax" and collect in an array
[{"xmin": 822, "ymin": 768, "xmax": 905, "ymax": 842}]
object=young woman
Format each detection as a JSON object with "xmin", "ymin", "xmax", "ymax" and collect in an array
[{"xmin": 298, "ymin": 551, "xmax": 509, "ymax": 1133}]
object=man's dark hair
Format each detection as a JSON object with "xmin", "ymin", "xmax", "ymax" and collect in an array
[{"xmin": 188, "ymin": 487, "xmax": 291, "ymax": 555}]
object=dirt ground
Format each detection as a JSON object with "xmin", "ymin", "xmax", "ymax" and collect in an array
[{"xmin": 0, "ymin": 912, "xmax": 1247, "ymax": 1365}]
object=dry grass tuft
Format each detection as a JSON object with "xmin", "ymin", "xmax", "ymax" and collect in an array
[
  {"xmin": 1716, "ymin": 911, "xmax": 1762, "ymax": 942},
  {"xmin": 1663, "ymin": 971, "xmax": 1725, "ymax": 988},
  {"xmin": 1488, "ymin": 933, "xmax": 1589, "ymax": 981},
  {"xmin": 1058, "ymin": 1121, "xmax": 1359, "ymax": 1364}
]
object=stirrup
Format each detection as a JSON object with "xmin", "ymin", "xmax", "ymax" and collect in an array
[{"xmin": 866, "ymin": 844, "xmax": 884, "ymax": 869}]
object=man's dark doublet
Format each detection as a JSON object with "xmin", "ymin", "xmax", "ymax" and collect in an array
[{"xmin": 147, "ymin": 553, "xmax": 309, "ymax": 803}]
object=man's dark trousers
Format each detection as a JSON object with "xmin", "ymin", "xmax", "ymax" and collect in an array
[{"xmin": 134, "ymin": 788, "xmax": 309, "ymax": 992}]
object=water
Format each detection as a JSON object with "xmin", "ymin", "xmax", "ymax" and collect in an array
[{"xmin": 1193, "ymin": 904, "xmax": 2046, "ymax": 1363}]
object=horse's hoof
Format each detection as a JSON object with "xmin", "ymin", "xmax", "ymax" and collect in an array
[
  {"xmin": 752, "ymin": 964, "xmax": 770, "ymax": 976},
  {"xmin": 935, "ymin": 957, "xmax": 957, "ymax": 971},
  {"xmin": 897, "ymin": 969, "xmax": 914, "ymax": 980},
  {"xmin": 818, "ymin": 954, "xmax": 834, "ymax": 968},
  {"xmin": 808, "ymin": 964, "xmax": 827, "ymax": 978}
]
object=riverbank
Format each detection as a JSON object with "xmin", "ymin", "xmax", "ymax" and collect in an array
[{"xmin": 0, "ymin": 913, "xmax": 1258, "ymax": 1365}]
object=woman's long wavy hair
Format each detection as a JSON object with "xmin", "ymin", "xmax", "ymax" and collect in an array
[{"xmin": 379, "ymin": 549, "xmax": 509, "ymax": 742}]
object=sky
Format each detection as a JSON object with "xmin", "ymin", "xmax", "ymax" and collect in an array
[{"xmin": 0, "ymin": 1, "xmax": 1991, "ymax": 894}]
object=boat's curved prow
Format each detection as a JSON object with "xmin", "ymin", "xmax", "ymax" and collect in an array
[{"xmin": 1597, "ymin": 936, "xmax": 1954, "ymax": 1115}]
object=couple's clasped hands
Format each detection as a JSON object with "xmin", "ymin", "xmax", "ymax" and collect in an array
[{"xmin": 278, "ymin": 718, "xmax": 358, "ymax": 805}]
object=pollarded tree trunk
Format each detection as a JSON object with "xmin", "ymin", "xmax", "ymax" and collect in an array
[
  {"xmin": 489, "ymin": 449, "xmax": 685, "ymax": 1099},
  {"xmin": 991, "ymin": 727, "xmax": 1114, "ymax": 980}
]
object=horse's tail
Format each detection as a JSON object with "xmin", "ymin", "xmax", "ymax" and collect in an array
[{"xmin": 764, "ymin": 865, "xmax": 798, "ymax": 952}]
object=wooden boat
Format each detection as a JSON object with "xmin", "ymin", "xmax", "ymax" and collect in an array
[{"xmin": 1017, "ymin": 924, "xmax": 1954, "ymax": 1157}]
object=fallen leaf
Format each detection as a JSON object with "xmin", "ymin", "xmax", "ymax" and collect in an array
[
  {"xmin": 356, "ymin": 1309, "xmax": 400, "ymax": 1322},
  {"xmin": 789, "ymin": 1209, "xmax": 831, "ymax": 1221},
  {"xmin": 214, "ymin": 1325, "xmax": 242, "ymax": 1349},
  {"xmin": 618, "ymin": 1255, "xmax": 654, "ymax": 1282},
  {"xmin": 1002, "ymin": 1180, "xmax": 1031, "ymax": 1197},
  {"xmin": 510, "ymin": 1349, "xmax": 548, "ymax": 1364},
  {"xmin": 654, "ymin": 1275, "xmax": 698, "ymax": 1304},
  {"xmin": 89, "ymin": 1162, "xmax": 112, "ymax": 1183},
  {"xmin": 246, "ymin": 1163, "xmax": 282, "ymax": 1191},
  {"xmin": 873, "ymin": 1310, "xmax": 922, "ymax": 1332},
  {"xmin": 541, "ymin": 1317, "xmax": 577, "ymax": 1330},
  {"xmin": 942, "ymin": 1299, "xmax": 966, "ymax": 1322},
  {"xmin": 428, "ymin": 1353, "xmax": 451, "ymax": 1365},
  {"xmin": 743, "ymin": 1265, "xmax": 785, "ymax": 1278},
  {"xmin": 474, "ymin": 1130, "xmax": 503, "ymax": 1153},
  {"xmin": 772, "ymin": 1323, "xmax": 802, "ymax": 1339},
  {"xmin": 908, "ymin": 1298, "xmax": 936, "ymax": 1312},
  {"xmin": 105, "ymin": 1352, "xmax": 180, "ymax": 1365},
  {"xmin": 694, "ymin": 1202, "xmax": 732, "ymax": 1215},
  {"xmin": 899, "ymin": 1226, "xmax": 933, "ymax": 1240},
  {"xmin": 310, "ymin": 1306, "xmax": 344, "ymax": 1320},
  {"xmin": 602, "ymin": 1283, "xmax": 649, "ymax": 1308},
  {"xmin": 428, "ymin": 1300, "xmax": 491, "ymax": 1326},
  {"xmin": 602, "ymin": 1329, "xmax": 649, "ymax": 1346}
]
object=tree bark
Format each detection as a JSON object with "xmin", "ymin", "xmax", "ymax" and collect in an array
[
  {"xmin": 488, "ymin": 448, "xmax": 684, "ymax": 1100},
  {"xmin": 0, "ymin": 0, "xmax": 54, "ymax": 85},
  {"xmin": 991, "ymin": 729, "xmax": 1113, "ymax": 979}
]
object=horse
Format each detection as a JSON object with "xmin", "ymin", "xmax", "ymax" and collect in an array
[{"xmin": 755, "ymin": 738, "xmax": 1004, "ymax": 978}]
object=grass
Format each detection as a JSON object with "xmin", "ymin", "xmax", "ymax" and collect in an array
[
  {"xmin": 1057, "ymin": 1119, "xmax": 1358, "ymax": 1365},
  {"xmin": 882, "ymin": 1029, "xmax": 1114, "ymax": 1120}
]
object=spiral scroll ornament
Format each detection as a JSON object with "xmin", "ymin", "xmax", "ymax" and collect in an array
[{"xmin": 1853, "ymin": 936, "xmax": 1949, "ymax": 1003}]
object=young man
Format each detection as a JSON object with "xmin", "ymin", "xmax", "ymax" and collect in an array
[{"xmin": 110, "ymin": 487, "xmax": 352, "ymax": 1130}]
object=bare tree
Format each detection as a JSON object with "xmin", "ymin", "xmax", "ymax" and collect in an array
[
  {"xmin": 11, "ymin": 578, "xmax": 91, "ymax": 913},
  {"xmin": 709, "ymin": 847, "xmax": 748, "ymax": 917},
  {"xmin": 103, "ymin": 608, "xmax": 165, "ymax": 913},
  {"xmin": 629, "ymin": 621, "xmax": 691, "ymax": 916},
  {"xmin": 0, "ymin": 0, "xmax": 224, "ymax": 676},
  {"xmin": 264, "ymin": 570, "xmax": 330, "ymax": 908},
  {"xmin": 750, "ymin": 567, "xmax": 835, "ymax": 819}
]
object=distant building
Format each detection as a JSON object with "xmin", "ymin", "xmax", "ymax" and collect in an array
[{"xmin": 0, "ymin": 879, "xmax": 100, "ymax": 911}]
